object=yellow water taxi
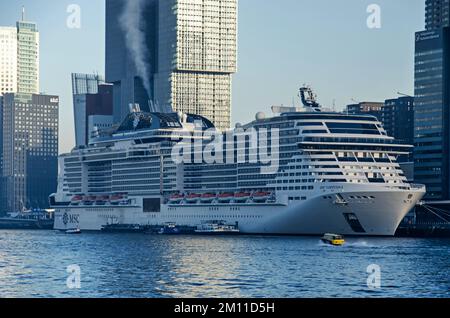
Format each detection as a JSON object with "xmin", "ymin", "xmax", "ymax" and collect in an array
[{"xmin": 321, "ymin": 233, "xmax": 345, "ymax": 246}]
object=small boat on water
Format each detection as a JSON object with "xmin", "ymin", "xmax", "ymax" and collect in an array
[
  {"xmin": 321, "ymin": 233, "xmax": 345, "ymax": 246},
  {"xmin": 158, "ymin": 223, "xmax": 181, "ymax": 235},
  {"xmin": 195, "ymin": 221, "xmax": 240, "ymax": 235},
  {"xmin": 0, "ymin": 210, "xmax": 54, "ymax": 230},
  {"xmin": 65, "ymin": 228, "xmax": 82, "ymax": 235}
]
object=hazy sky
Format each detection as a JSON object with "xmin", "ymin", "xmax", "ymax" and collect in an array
[{"xmin": 0, "ymin": 0, "xmax": 425, "ymax": 153}]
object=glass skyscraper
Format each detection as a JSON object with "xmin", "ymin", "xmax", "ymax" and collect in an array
[
  {"xmin": 414, "ymin": 1, "xmax": 450, "ymax": 199},
  {"xmin": 0, "ymin": 15, "xmax": 39, "ymax": 95},
  {"xmin": 16, "ymin": 20, "xmax": 39, "ymax": 94},
  {"xmin": 105, "ymin": 0, "xmax": 237, "ymax": 130}
]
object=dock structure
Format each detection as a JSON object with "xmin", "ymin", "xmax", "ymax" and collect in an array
[{"xmin": 396, "ymin": 201, "xmax": 450, "ymax": 237}]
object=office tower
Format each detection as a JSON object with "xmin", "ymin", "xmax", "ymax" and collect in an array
[
  {"xmin": 426, "ymin": 0, "xmax": 450, "ymax": 30},
  {"xmin": 1, "ymin": 93, "xmax": 59, "ymax": 212},
  {"xmin": 382, "ymin": 96, "xmax": 415, "ymax": 163},
  {"xmin": 345, "ymin": 102, "xmax": 384, "ymax": 121},
  {"xmin": 413, "ymin": 28, "xmax": 450, "ymax": 200},
  {"xmin": 105, "ymin": 0, "xmax": 237, "ymax": 130},
  {"xmin": 0, "ymin": 9, "xmax": 39, "ymax": 95},
  {"xmin": 0, "ymin": 27, "xmax": 18, "ymax": 95},
  {"xmin": 0, "ymin": 96, "xmax": 4, "ymax": 214},
  {"xmin": 16, "ymin": 17, "xmax": 39, "ymax": 94}
]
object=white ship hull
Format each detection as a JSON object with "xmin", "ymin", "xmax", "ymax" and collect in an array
[{"xmin": 54, "ymin": 185, "xmax": 425, "ymax": 236}]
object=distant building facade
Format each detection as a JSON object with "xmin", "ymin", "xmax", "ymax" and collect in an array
[
  {"xmin": 382, "ymin": 96, "xmax": 415, "ymax": 162},
  {"xmin": 0, "ymin": 27, "xmax": 18, "ymax": 95},
  {"xmin": 1, "ymin": 93, "xmax": 59, "ymax": 212},
  {"xmin": 345, "ymin": 102, "xmax": 384, "ymax": 120},
  {"xmin": 71, "ymin": 74, "xmax": 113, "ymax": 146},
  {"xmin": 72, "ymin": 76, "xmax": 113, "ymax": 147},
  {"xmin": 346, "ymin": 98, "xmax": 415, "ymax": 163},
  {"xmin": 105, "ymin": 0, "xmax": 237, "ymax": 130}
]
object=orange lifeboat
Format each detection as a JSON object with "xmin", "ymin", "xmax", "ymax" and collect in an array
[
  {"xmin": 169, "ymin": 193, "xmax": 184, "ymax": 204},
  {"xmin": 252, "ymin": 191, "xmax": 271, "ymax": 203},
  {"xmin": 200, "ymin": 193, "xmax": 216, "ymax": 203},
  {"xmin": 218, "ymin": 193, "xmax": 234, "ymax": 203},
  {"xmin": 234, "ymin": 192, "xmax": 251, "ymax": 202},
  {"xmin": 70, "ymin": 195, "xmax": 83, "ymax": 206},
  {"xmin": 110, "ymin": 194, "xmax": 124, "ymax": 205},
  {"xmin": 186, "ymin": 193, "xmax": 201, "ymax": 203}
]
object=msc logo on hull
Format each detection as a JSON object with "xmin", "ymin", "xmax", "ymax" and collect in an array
[{"xmin": 62, "ymin": 212, "xmax": 80, "ymax": 226}]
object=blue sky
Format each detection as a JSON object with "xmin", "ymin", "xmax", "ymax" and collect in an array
[{"xmin": 0, "ymin": 0, "xmax": 425, "ymax": 153}]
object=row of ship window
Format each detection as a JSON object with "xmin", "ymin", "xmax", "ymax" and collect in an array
[
  {"xmin": 289, "ymin": 197, "xmax": 307, "ymax": 201},
  {"xmin": 164, "ymin": 213, "xmax": 263, "ymax": 220},
  {"xmin": 276, "ymin": 186, "xmax": 314, "ymax": 191}
]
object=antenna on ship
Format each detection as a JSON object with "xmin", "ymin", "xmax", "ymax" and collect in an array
[{"xmin": 299, "ymin": 85, "xmax": 321, "ymax": 112}]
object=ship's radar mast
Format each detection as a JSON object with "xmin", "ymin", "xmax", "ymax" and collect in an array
[{"xmin": 299, "ymin": 85, "xmax": 321, "ymax": 112}]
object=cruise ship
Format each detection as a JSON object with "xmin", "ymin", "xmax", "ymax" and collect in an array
[{"xmin": 51, "ymin": 87, "xmax": 426, "ymax": 236}]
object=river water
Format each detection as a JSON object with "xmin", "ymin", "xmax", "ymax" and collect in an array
[{"xmin": 0, "ymin": 230, "xmax": 448, "ymax": 298}]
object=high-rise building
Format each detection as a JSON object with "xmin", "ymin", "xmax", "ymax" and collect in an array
[
  {"xmin": 1, "ymin": 93, "xmax": 59, "ymax": 212},
  {"xmin": 0, "ymin": 27, "xmax": 18, "ymax": 95},
  {"xmin": 0, "ymin": 96, "xmax": 4, "ymax": 213},
  {"xmin": 0, "ymin": 9, "xmax": 39, "ymax": 95},
  {"xmin": 16, "ymin": 19, "xmax": 39, "ymax": 94},
  {"xmin": 382, "ymin": 96, "xmax": 415, "ymax": 163},
  {"xmin": 413, "ymin": 28, "xmax": 450, "ymax": 200},
  {"xmin": 425, "ymin": 0, "xmax": 450, "ymax": 30},
  {"xmin": 105, "ymin": 0, "xmax": 237, "ymax": 130},
  {"xmin": 413, "ymin": 0, "xmax": 450, "ymax": 200}
]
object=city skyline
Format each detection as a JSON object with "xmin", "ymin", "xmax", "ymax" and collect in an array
[
  {"xmin": 105, "ymin": 0, "xmax": 237, "ymax": 130},
  {"xmin": 0, "ymin": 0, "xmax": 425, "ymax": 153}
]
